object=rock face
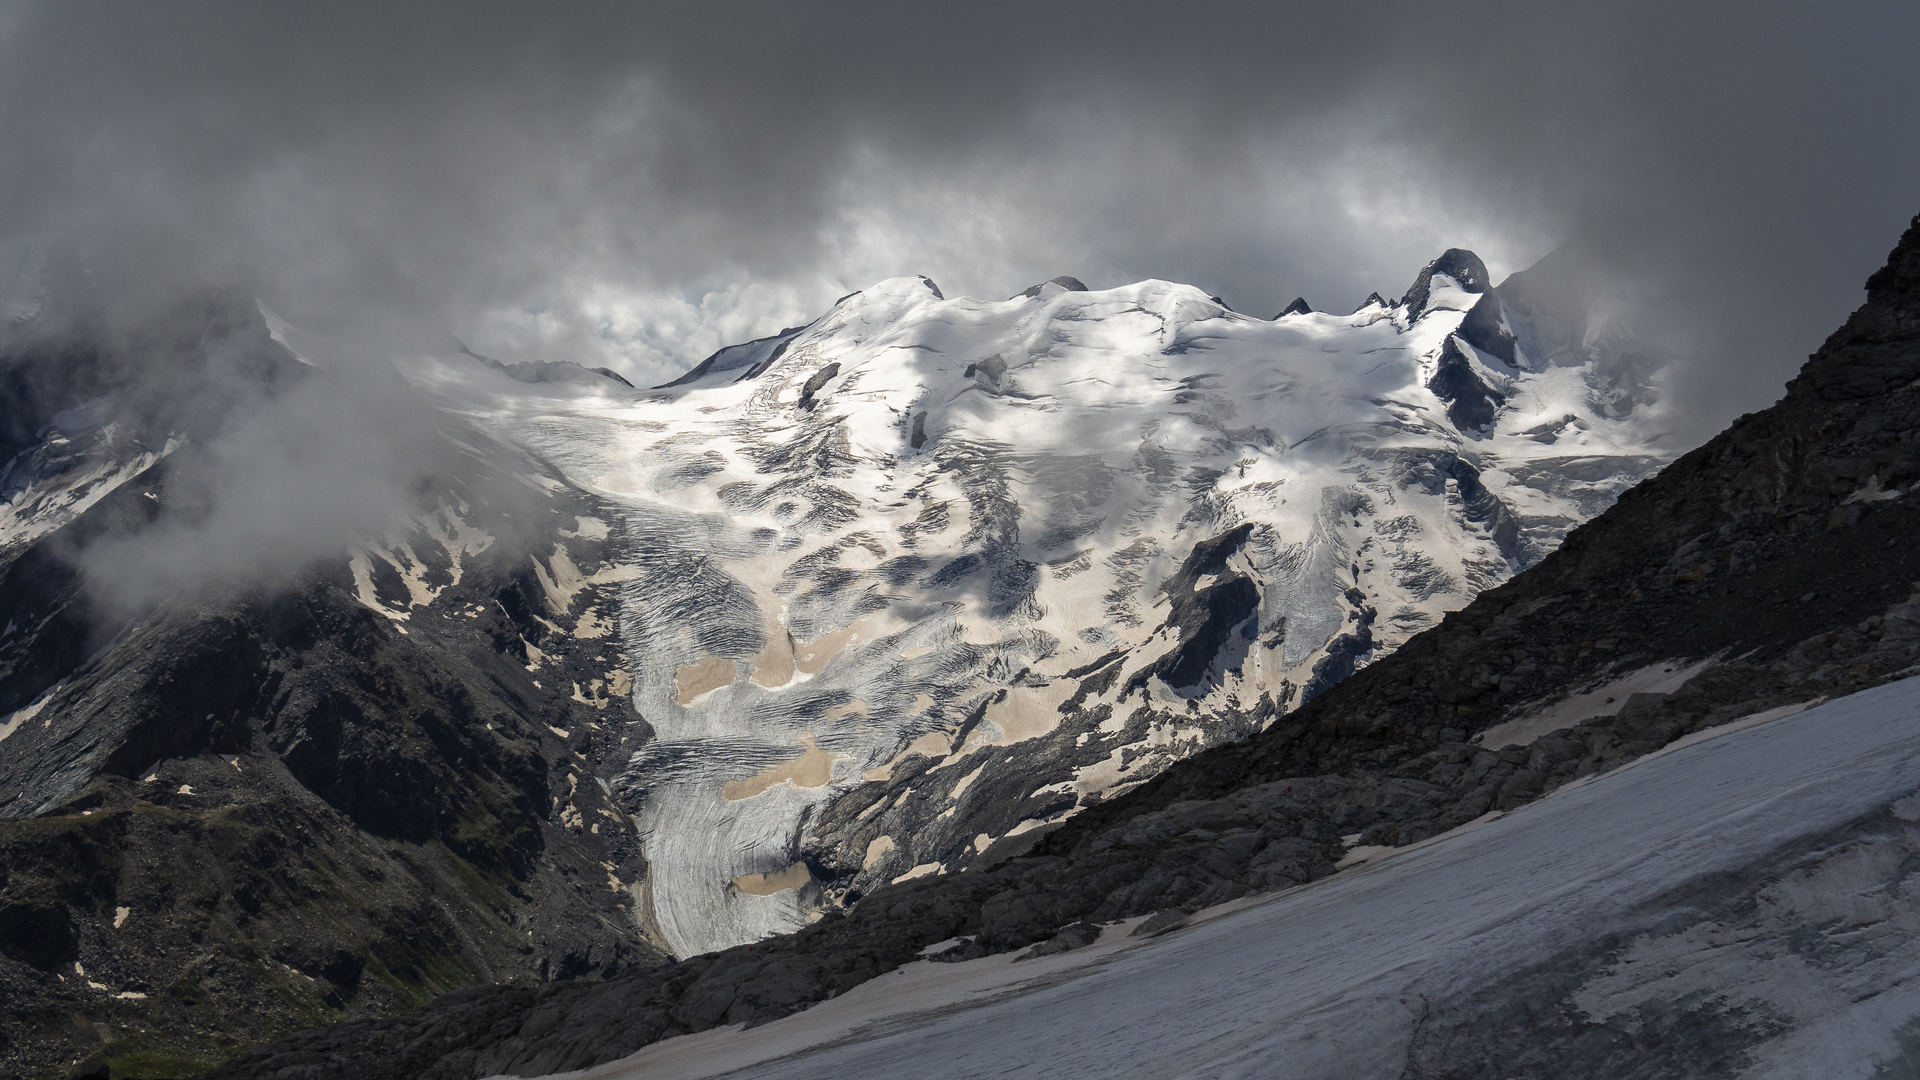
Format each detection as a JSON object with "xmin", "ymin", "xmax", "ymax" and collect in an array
[
  {"xmin": 202, "ymin": 214, "xmax": 1920, "ymax": 1080},
  {"xmin": 1400, "ymin": 247, "xmax": 1494, "ymax": 320},
  {"xmin": 652, "ymin": 328, "xmax": 806, "ymax": 390},
  {"xmin": 458, "ymin": 342, "xmax": 636, "ymax": 388},
  {"xmin": 1456, "ymin": 288, "xmax": 1518, "ymax": 363},
  {"xmin": 1011, "ymin": 275, "xmax": 1089, "ymax": 300},
  {"xmin": 1427, "ymin": 335, "xmax": 1509, "ymax": 430}
]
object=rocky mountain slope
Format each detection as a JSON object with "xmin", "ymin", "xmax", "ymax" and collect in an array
[
  {"xmin": 201, "ymin": 215, "xmax": 1920, "ymax": 1080},
  {"xmin": 0, "ymin": 296, "xmax": 670, "ymax": 1079}
]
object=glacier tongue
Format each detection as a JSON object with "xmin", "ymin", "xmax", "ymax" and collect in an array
[{"xmin": 424, "ymin": 261, "xmax": 1673, "ymax": 957}]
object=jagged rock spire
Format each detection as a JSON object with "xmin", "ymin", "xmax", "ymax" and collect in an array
[
  {"xmin": 1400, "ymin": 248, "xmax": 1517, "ymax": 364},
  {"xmin": 1401, "ymin": 248, "xmax": 1492, "ymax": 321}
]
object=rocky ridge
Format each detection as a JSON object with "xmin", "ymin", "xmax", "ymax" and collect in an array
[{"xmin": 0, "ymin": 297, "xmax": 670, "ymax": 1079}]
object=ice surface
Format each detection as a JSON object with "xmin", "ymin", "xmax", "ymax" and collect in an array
[{"xmin": 414, "ymin": 272, "xmax": 1672, "ymax": 956}]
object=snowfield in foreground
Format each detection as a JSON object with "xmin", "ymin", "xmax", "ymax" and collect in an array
[{"xmin": 542, "ymin": 677, "xmax": 1920, "ymax": 1079}]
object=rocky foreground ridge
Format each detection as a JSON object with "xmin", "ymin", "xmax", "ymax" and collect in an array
[{"xmin": 199, "ymin": 218, "xmax": 1920, "ymax": 1078}]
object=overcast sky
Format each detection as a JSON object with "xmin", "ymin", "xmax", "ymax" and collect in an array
[{"xmin": 2, "ymin": 1, "xmax": 1916, "ymax": 435}]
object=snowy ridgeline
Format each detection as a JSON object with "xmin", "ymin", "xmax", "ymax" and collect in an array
[
  {"xmin": 562, "ymin": 677, "xmax": 1920, "ymax": 1080},
  {"xmin": 416, "ymin": 258, "xmax": 1672, "ymax": 957}
]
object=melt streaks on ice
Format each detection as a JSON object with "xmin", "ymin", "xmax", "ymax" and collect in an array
[
  {"xmin": 683, "ymin": 677, "xmax": 1920, "ymax": 1080},
  {"xmin": 416, "ymin": 270, "xmax": 1669, "ymax": 957}
]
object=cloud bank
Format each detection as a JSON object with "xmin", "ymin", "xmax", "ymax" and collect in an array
[{"xmin": 1, "ymin": 0, "xmax": 1915, "ymax": 437}]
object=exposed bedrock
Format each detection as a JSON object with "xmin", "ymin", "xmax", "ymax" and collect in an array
[
  {"xmin": 0, "ymin": 294, "xmax": 669, "ymax": 1076},
  {"xmin": 1428, "ymin": 335, "xmax": 1509, "ymax": 431},
  {"xmin": 1401, "ymin": 247, "xmax": 1493, "ymax": 320},
  {"xmin": 1011, "ymin": 275, "xmax": 1089, "ymax": 300},
  {"xmin": 1457, "ymin": 288, "xmax": 1518, "ymax": 363},
  {"xmin": 0, "ymin": 287, "xmax": 308, "ymax": 464},
  {"xmin": 1122, "ymin": 522, "xmax": 1262, "ymax": 695}
]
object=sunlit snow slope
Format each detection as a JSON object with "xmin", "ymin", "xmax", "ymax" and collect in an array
[{"xmin": 421, "ymin": 250, "xmax": 1673, "ymax": 957}]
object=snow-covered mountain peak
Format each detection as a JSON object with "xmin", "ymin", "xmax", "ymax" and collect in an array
[{"xmin": 417, "ymin": 246, "xmax": 1680, "ymax": 957}]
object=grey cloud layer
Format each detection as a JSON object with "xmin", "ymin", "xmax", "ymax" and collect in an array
[{"xmin": 2, "ymin": 0, "xmax": 1915, "ymax": 430}]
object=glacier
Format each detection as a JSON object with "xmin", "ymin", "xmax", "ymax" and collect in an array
[{"xmin": 411, "ymin": 249, "xmax": 1675, "ymax": 957}]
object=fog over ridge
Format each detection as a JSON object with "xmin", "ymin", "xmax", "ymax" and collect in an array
[{"xmin": 0, "ymin": 0, "xmax": 1914, "ymax": 441}]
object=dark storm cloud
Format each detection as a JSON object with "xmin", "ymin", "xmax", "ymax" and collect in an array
[{"xmin": 1, "ymin": 0, "xmax": 1915, "ymax": 432}]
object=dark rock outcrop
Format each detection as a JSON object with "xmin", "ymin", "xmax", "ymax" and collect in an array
[
  {"xmin": 1493, "ymin": 242, "xmax": 1604, "ymax": 367},
  {"xmin": 458, "ymin": 342, "xmax": 635, "ymax": 390},
  {"xmin": 962, "ymin": 354, "xmax": 1007, "ymax": 385},
  {"xmin": 1401, "ymin": 248, "xmax": 1493, "ymax": 321},
  {"xmin": 1426, "ymin": 336, "xmax": 1508, "ymax": 431},
  {"xmin": 0, "ymin": 289, "xmax": 307, "ymax": 465},
  {"xmin": 1123, "ymin": 523, "xmax": 1262, "ymax": 695},
  {"xmin": 1299, "ymin": 587, "xmax": 1375, "ymax": 702},
  {"xmin": 1276, "ymin": 297, "xmax": 1312, "ymax": 317},
  {"xmin": 1457, "ymin": 290, "xmax": 1518, "ymax": 364},
  {"xmin": 796, "ymin": 361, "xmax": 841, "ymax": 411},
  {"xmin": 653, "ymin": 327, "xmax": 805, "ymax": 389}
]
